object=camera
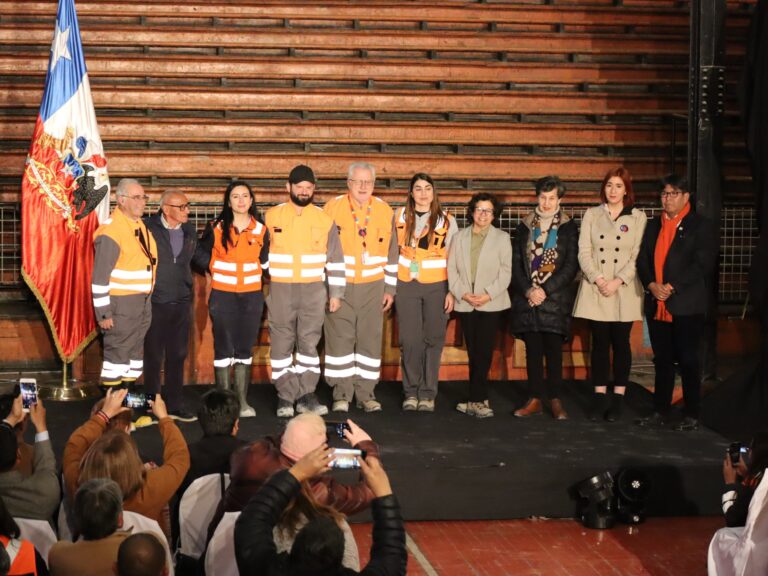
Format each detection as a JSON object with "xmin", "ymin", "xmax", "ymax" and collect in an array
[
  {"xmin": 19, "ymin": 378, "xmax": 38, "ymax": 412},
  {"xmin": 122, "ymin": 392, "xmax": 155, "ymax": 410},
  {"xmin": 326, "ymin": 421, "xmax": 351, "ymax": 439},
  {"xmin": 330, "ymin": 448, "xmax": 365, "ymax": 470}
]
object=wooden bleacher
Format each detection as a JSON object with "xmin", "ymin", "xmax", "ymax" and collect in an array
[{"xmin": 0, "ymin": 0, "xmax": 756, "ymax": 204}]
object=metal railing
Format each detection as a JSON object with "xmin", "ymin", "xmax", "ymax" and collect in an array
[{"xmin": 1, "ymin": 202, "xmax": 756, "ymax": 305}]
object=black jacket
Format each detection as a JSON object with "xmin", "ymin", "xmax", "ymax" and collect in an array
[
  {"xmin": 509, "ymin": 212, "xmax": 579, "ymax": 337},
  {"xmin": 234, "ymin": 469, "xmax": 407, "ymax": 576},
  {"xmin": 636, "ymin": 211, "xmax": 716, "ymax": 317},
  {"xmin": 144, "ymin": 212, "xmax": 197, "ymax": 304}
]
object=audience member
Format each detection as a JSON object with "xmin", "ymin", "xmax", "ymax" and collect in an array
[
  {"xmin": 48, "ymin": 479, "xmax": 130, "ymax": 576},
  {"xmin": 0, "ymin": 395, "xmax": 31, "ymax": 477},
  {"xmin": 177, "ymin": 388, "xmax": 246, "ymax": 499},
  {"xmin": 0, "ymin": 394, "xmax": 59, "ymax": 522},
  {"xmin": 721, "ymin": 430, "xmax": 768, "ymax": 527},
  {"xmin": 273, "ymin": 480, "xmax": 361, "ymax": 571},
  {"xmin": 114, "ymin": 533, "xmax": 168, "ymax": 576},
  {"xmin": 208, "ymin": 413, "xmax": 378, "ymax": 540},
  {"xmin": 63, "ymin": 389, "xmax": 190, "ymax": 538},
  {"xmin": 235, "ymin": 445, "xmax": 406, "ymax": 575},
  {"xmin": 0, "ymin": 495, "xmax": 48, "ymax": 575}
]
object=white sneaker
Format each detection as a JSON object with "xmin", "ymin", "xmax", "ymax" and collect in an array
[
  {"xmin": 332, "ymin": 400, "xmax": 350, "ymax": 413},
  {"xmin": 276, "ymin": 399, "xmax": 295, "ymax": 418}
]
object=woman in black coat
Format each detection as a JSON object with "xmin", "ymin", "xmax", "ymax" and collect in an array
[{"xmin": 510, "ymin": 176, "xmax": 579, "ymax": 420}]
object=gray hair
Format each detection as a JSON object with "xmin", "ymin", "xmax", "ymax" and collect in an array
[
  {"xmin": 115, "ymin": 178, "xmax": 142, "ymax": 197},
  {"xmin": 347, "ymin": 162, "xmax": 376, "ymax": 181},
  {"xmin": 159, "ymin": 189, "xmax": 182, "ymax": 207},
  {"xmin": 73, "ymin": 478, "xmax": 123, "ymax": 541}
]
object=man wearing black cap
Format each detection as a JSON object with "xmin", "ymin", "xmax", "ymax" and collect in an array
[{"xmin": 265, "ymin": 165, "xmax": 346, "ymax": 417}]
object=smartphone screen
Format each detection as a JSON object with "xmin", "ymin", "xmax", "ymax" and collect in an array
[
  {"xmin": 123, "ymin": 392, "xmax": 148, "ymax": 409},
  {"xmin": 330, "ymin": 448, "xmax": 363, "ymax": 470},
  {"xmin": 19, "ymin": 378, "xmax": 38, "ymax": 412}
]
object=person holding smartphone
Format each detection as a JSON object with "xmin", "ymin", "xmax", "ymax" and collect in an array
[
  {"xmin": 235, "ymin": 446, "xmax": 406, "ymax": 575},
  {"xmin": 0, "ymin": 392, "xmax": 59, "ymax": 522},
  {"xmin": 721, "ymin": 431, "xmax": 768, "ymax": 527}
]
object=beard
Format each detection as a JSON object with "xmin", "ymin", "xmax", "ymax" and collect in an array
[{"xmin": 290, "ymin": 190, "xmax": 314, "ymax": 207}]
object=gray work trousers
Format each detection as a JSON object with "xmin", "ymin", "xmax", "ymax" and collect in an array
[
  {"xmin": 323, "ymin": 281, "xmax": 385, "ymax": 402},
  {"xmin": 267, "ymin": 282, "xmax": 327, "ymax": 402},
  {"xmin": 101, "ymin": 293, "xmax": 152, "ymax": 385},
  {"xmin": 395, "ymin": 279, "xmax": 449, "ymax": 400}
]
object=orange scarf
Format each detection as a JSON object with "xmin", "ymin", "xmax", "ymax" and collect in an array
[{"xmin": 653, "ymin": 202, "xmax": 690, "ymax": 322}]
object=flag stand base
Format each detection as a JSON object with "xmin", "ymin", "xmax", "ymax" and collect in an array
[
  {"xmin": 38, "ymin": 379, "xmax": 101, "ymax": 402},
  {"xmin": 37, "ymin": 361, "xmax": 101, "ymax": 402}
]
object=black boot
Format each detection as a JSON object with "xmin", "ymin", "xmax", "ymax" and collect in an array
[
  {"xmin": 605, "ymin": 393, "xmax": 624, "ymax": 422},
  {"xmin": 587, "ymin": 392, "xmax": 608, "ymax": 421},
  {"xmin": 214, "ymin": 366, "xmax": 231, "ymax": 390},
  {"xmin": 233, "ymin": 363, "xmax": 256, "ymax": 418}
]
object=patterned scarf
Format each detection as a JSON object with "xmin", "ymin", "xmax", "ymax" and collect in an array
[{"xmin": 529, "ymin": 208, "xmax": 561, "ymax": 286}]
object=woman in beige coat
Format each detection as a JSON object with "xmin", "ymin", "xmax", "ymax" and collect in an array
[
  {"xmin": 448, "ymin": 193, "xmax": 512, "ymax": 418},
  {"xmin": 573, "ymin": 167, "xmax": 646, "ymax": 421}
]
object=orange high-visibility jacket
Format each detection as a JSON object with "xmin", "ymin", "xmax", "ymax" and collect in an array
[
  {"xmin": 92, "ymin": 207, "xmax": 158, "ymax": 317},
  {"xmin": 395, "ymin": 207, "xmax": 452, "ymax": 284},
  {"xmin": 209, "ymin": 217, "xmax": 268, "ymax": 292},
  {"xmin": 323, "ymin": 194, "xmax": 397, "ymax": 289}
]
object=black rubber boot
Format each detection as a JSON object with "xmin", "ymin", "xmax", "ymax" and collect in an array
[
  {"xmin": 233, "ymin": 363, "xmax": 256, "ymax": 418},
  {"xmin": 214, "ymin": 366, "xmax": 231, "ymax": 390},
  {"xmin": 605, "ymin": 393, "xmax": 624, "ymax": 422},
  {"xmin": 587, "ymin": 392, "xmax": 608, "ymax": 421}
]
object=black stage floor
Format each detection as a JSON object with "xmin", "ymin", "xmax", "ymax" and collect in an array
[{"xmin": 37, "ymin": 380, "xmax": 729, "ymax": 522}]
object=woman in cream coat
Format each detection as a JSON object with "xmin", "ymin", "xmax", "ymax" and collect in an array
[
  {"xmin": 573, "ymin": 167, "xmax": 646, "ymax": 421},
  {"xmin": 448, "ymin": 193, "xmax": 512, "ymax": 418}
]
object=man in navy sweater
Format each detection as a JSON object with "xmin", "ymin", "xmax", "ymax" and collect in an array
[{"xmin": 143, "ymin": 190, "xmax": 198, "ymax": 421}]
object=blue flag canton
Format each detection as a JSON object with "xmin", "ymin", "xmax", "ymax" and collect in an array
[{"xmin": 40, "ymin": 0, "xmax": 88, "ymax": 122}]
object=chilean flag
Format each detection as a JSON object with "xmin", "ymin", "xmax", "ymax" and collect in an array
[{"xmin": 21, "ymin": 0, "xmax": 110, "ymax": 362}]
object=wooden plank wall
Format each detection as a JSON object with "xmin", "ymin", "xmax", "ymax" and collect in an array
[{"xmin": 0, "ymin": 0, "xmax": 756, "ymax": 205}]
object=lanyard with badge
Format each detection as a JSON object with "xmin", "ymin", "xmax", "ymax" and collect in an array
[{"xmin": 349, "ymin": 196, "xmax": 372, "ymax": 265}]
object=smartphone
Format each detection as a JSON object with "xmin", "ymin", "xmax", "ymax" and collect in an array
[
  {"xmin": 330, "ymin": 448, "xmax": 365, "ymax": 470},
  {"xmin": 326, "ymin": 421, "xmax": 351, "ymax": 439},
  {"xmin": 122, "ymin": 392, "xmax": 155, "ymax": 410},
  {"xmin": 727, "ymin": 442, "xmax": 748, "ymax": 466},
  {"xmin": 19, "ymin": 378, "xmax": 38, "ymax": 412}
]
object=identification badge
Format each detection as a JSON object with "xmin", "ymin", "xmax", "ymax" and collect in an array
[
  {"xmin": 362, "ymin": 251, "xmax": 370, "ymax": 265},
  {"xmin": 409, "ymin": 260, "xmax": 419, "ymax": 280}
]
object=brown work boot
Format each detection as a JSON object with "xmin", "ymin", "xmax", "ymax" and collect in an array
[
  {"xmin": 513, "ymin": 398, "xmax": 543, "ymax": 417},
  {"xmin": 550, "ymin": 398, "xmax": 569, "ymax": 420}
]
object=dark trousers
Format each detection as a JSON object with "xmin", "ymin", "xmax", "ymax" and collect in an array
[
  {"xmin": 589, "ymin": 320, "xmax": 633, "ymax": 391},
  {"xmin": 647, "ymin": 313, "xmax": 705, "ymax": 418},
  {"xmin": 458, "ymin": 310, "xmax": 502, "ymax": 402},
  {"xmin": 143, "ymin": 300, "xmax": 191, "ymax": 412},
  {"xmin": 210, "ymin": 289, "xmax": 265, "ymax": 364},
  {"xmin": 523, "ymin": 331, "xmax": 563, "ymax": 400}
]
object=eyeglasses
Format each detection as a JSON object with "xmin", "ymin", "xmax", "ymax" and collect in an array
[
  {"xmin": 123, "ymin": 194, "xmax": 149, "ymax": 202},
  {"xmin": 660, "ymin": 190, "xmax": 682, "ymax": 199},
  {"xmin": 474, "ymin": 208, "xmax": 494, "ymax": 215},
  {"xmin": 348, "ymin": 179, "xmax": 374, "ymax": 188},
  {"xmin": 165, "ymin": 203, "xmax": 190, "ymax": 211}
]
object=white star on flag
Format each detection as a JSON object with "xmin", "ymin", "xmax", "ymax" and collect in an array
[{"xmin": 51, "ymin": 25, "xmax": 71, "ymax": 70}]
